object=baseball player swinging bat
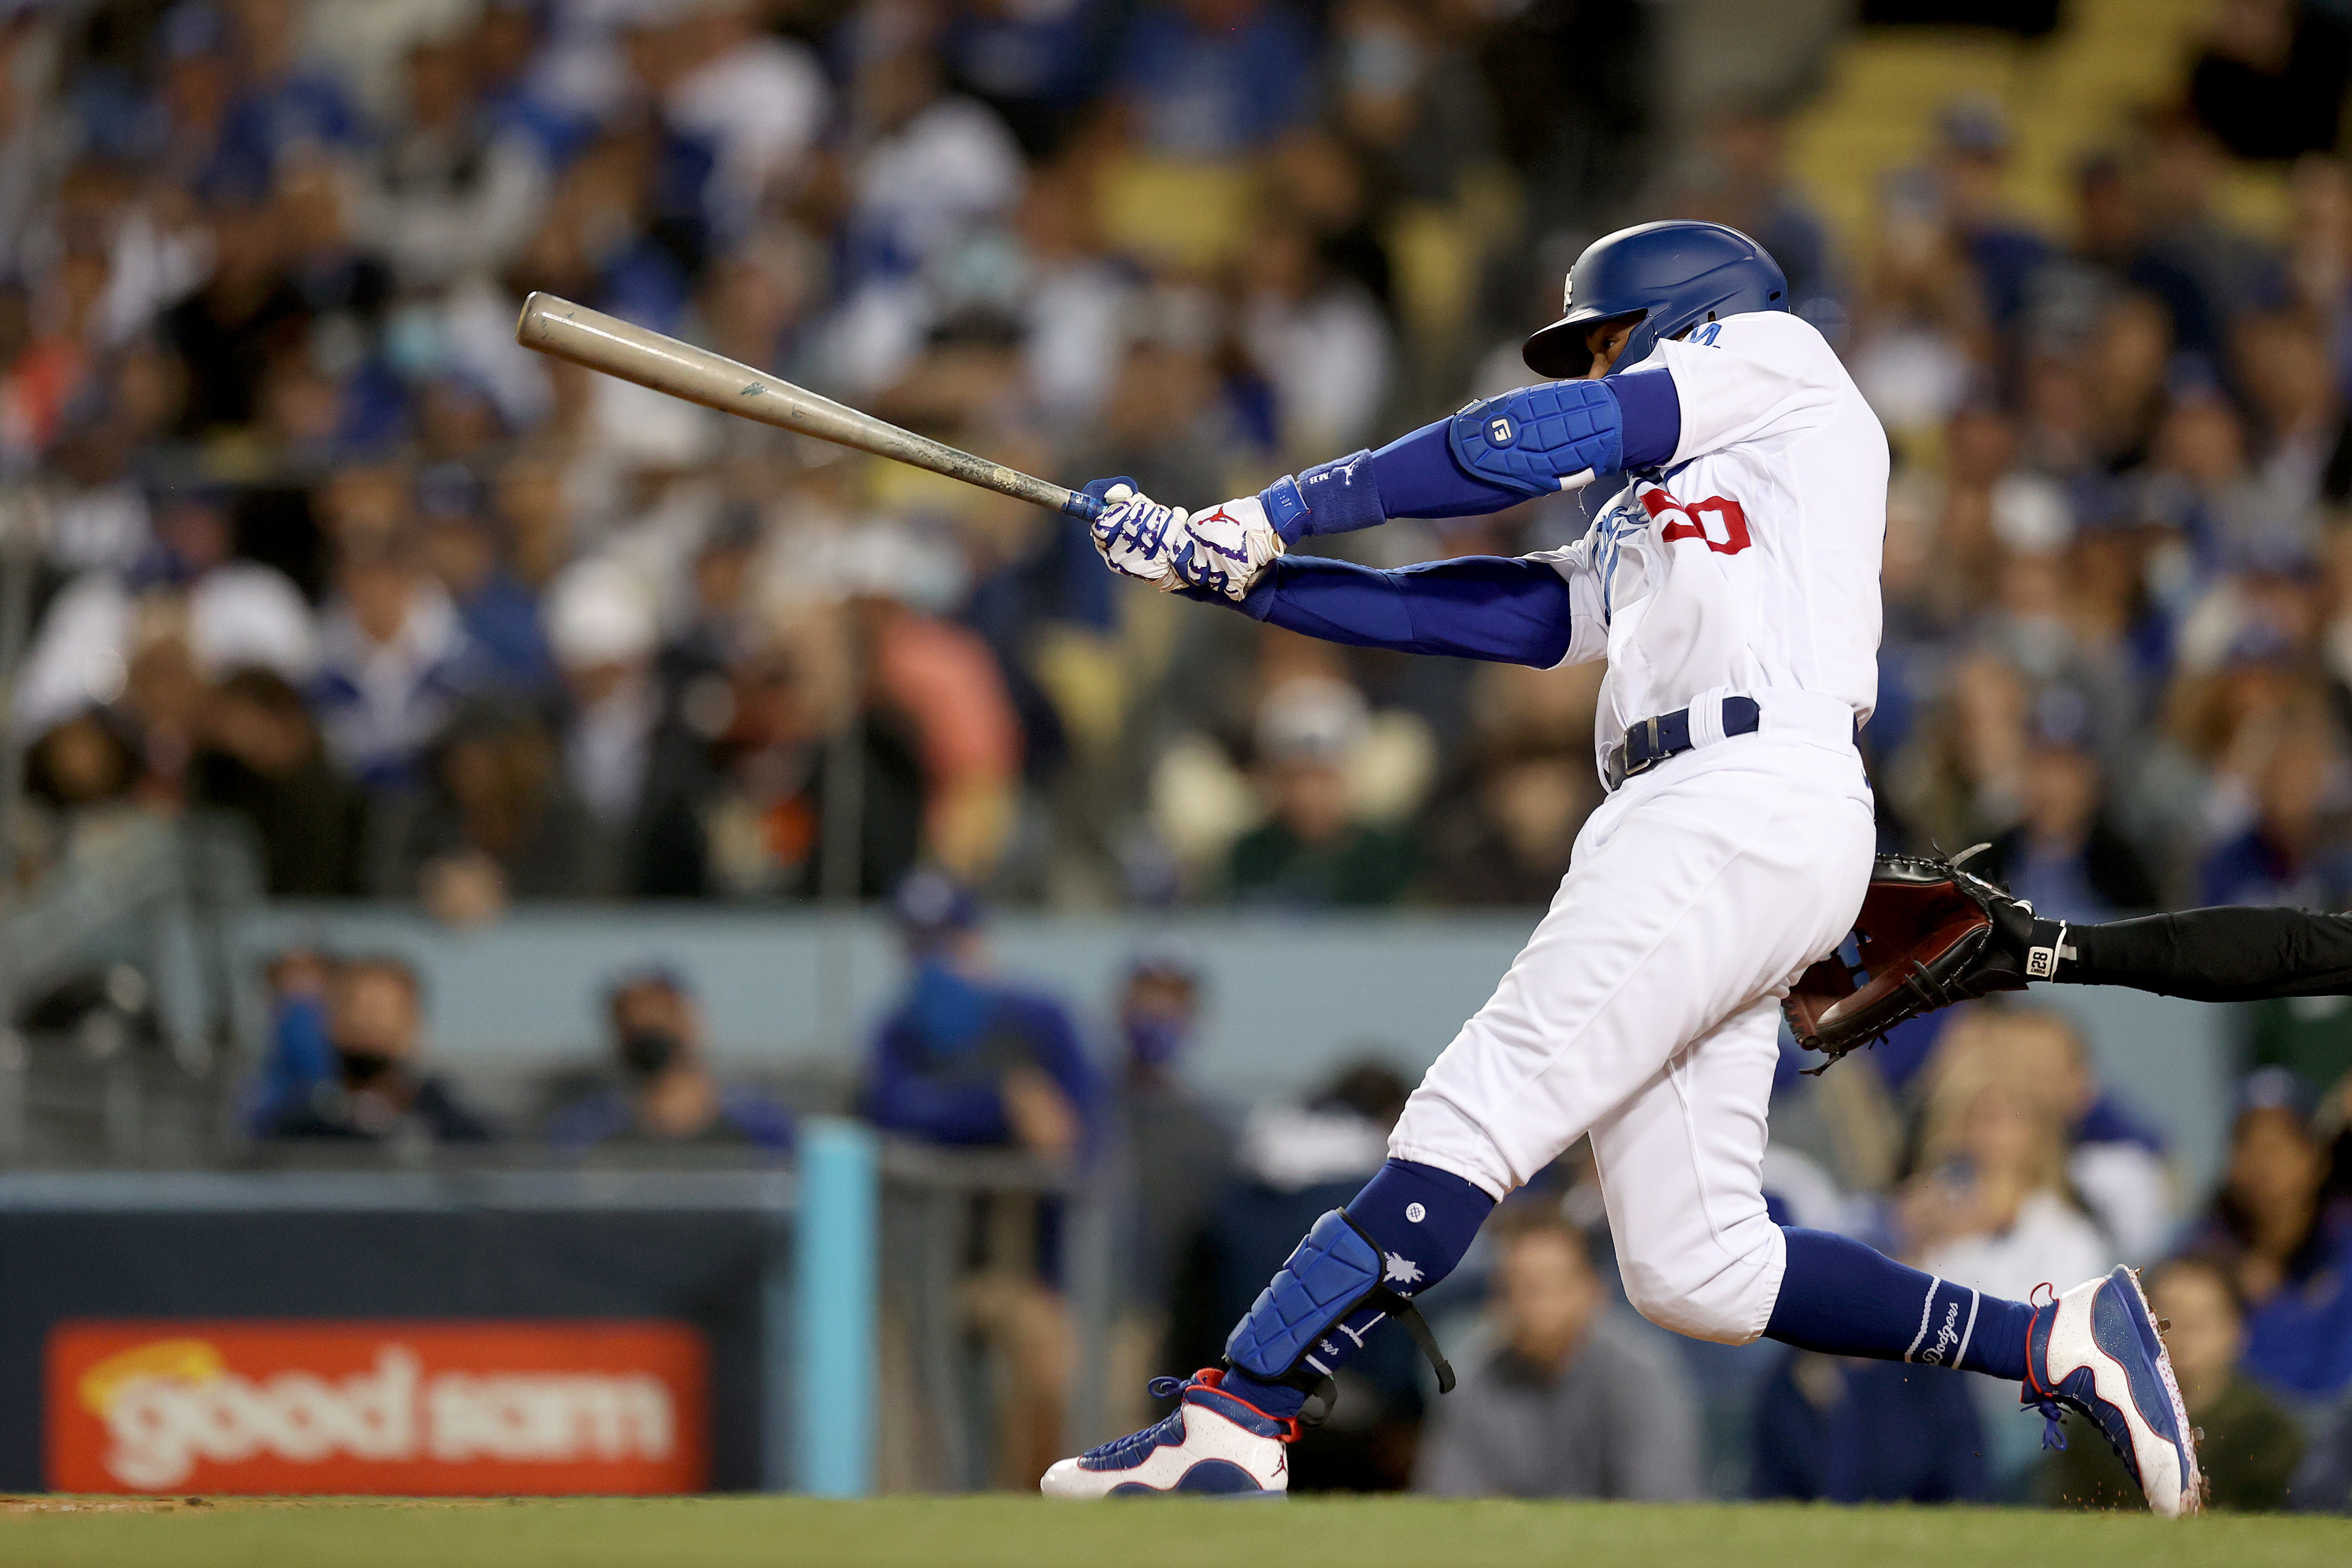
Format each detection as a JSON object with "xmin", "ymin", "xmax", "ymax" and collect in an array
[
  {"xmin": 512, "ymin": 292, "xmax": 1104, "ymax": 523},
  {"xmin": 1039, "ymin": 220, "xmax": 2207, "ymax": 1515}
]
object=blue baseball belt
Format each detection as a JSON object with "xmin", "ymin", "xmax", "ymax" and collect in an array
[{"xmin": 1603, "ymin": 695, "xmax": 1763, "ymax": 792}]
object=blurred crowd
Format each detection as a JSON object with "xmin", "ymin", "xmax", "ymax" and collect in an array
[
  {"xmin": 8, "ymin": 0, "xmax": 2352, "ymax": 919},
  {"xmin": 0, "ymin": 0, "xmax": 1646, "ymax": 918}
]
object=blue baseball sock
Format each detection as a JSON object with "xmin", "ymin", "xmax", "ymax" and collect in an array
[
  {"xmin": 1220, "ymin": 1159, "xmax": 1494, "ymax": 1417},
  {"xmin": 1765, "ymin": 1226, "xmax": 2031, "ymax": 1380}
]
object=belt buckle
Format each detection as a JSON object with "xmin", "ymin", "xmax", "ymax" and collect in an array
[
  {"xmin": 1625, "ymin": 714, "xmax": 1664, "ymax": 781},
  {"xmin": 1610, "ymin": 714, "xmax": 1666, "ymax": 791}
]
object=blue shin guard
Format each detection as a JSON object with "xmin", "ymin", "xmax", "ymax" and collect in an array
[{"xmin": 1223, "ymin": 1208, "xmax": 1456, "ymax": 1420}]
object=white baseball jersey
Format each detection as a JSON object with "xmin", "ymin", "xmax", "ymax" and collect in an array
[{"xmin": 1528, "ymin": 311, "xmax": 1888, "ymax": 778}]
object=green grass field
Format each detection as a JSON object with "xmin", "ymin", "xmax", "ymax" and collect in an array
[{"xmin": 0, "ymin": 1496, "xmax": 2345, "ymax": 1568}]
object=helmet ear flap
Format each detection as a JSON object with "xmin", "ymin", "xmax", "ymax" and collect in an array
[{"xmin": 1613, "ymin": 318, "xmax": 1662, "ymax": 374}]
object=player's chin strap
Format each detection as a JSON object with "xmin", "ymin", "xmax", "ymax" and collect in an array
[{"xmin": 1221, "ymin": 1209, "xmax": 1458, "ymax": 1427}]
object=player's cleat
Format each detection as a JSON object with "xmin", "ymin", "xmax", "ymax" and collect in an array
[
  {"xmin": 1040, "ymin": 1369, "xmax": 1296, "ymax": 1497},
  {"xmin": 2023, "ymin": 1266, "xmax": 2205, "ymax": 1516}
]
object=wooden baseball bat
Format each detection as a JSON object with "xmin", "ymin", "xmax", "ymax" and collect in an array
[{"xmin": 514, "ymin": 292, "xmax": 1104, "ymax": 522}]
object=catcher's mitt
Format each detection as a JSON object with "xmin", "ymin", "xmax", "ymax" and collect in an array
[{"xmin": 1782, "ymin": 848, "xmax": 2057, "ymax": 1064}]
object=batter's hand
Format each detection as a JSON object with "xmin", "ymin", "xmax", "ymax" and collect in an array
[
  {"xmin": 1170, "ymin": 494, "xmax": 1284, "ymax": 601},
  {"xmin": 1084, "ymin": 477, "xmax": 1187, "ymax": 591}
]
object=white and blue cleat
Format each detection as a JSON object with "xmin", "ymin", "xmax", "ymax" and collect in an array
[
  {"xmin": 2024, "ymin": 1265, "xmax": 2206, "ymax": 1516},
  {"xmin": 1041, "ymin": 1369, "xmax": 1297, "ymax": 1497}
]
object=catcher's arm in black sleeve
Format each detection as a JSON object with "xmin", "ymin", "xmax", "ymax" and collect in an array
[{"xmin": 2002, "ymin": 902, "xmax": 2352, "ymax": 1002}]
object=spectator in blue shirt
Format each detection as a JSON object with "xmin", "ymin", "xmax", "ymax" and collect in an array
[
  {"xmin": 861, "ymin": 871, "xmax": 1097, "ymax": 1157},
  {"xmin": 546, "ymin": 966, "xmax": 793, "ymax": 1155},
  {"xmin": 247, "ymin": 946, "xmax": 335, "ymax": 1135},
  {"xmin": 216, "ymin": 0, "xmax": 364, "ymax": 180},
  {"xmin": 1973, "ymin": 709, "xmax": 2157, "ymax": 924},
  {"xmin": 469, "ymin": 0, "xmax": 598, "ymax": 169},
  {"xmin": 1934, "ymin": 97, "xmax": 2050, "ymax": 332},
  {"xmin": 266, "ymin": 953, "xmax": 495, "ymax": 1144},
  {"xmin": 2199, "ymin": 724, "xmax": 2352, "ymax": 910},
  {"xmin": 943, "ymin": 0, "xmax": 1122, "ymax": 158},
  {"xmin": 311, "ymin": 525, "xmax": 487, "ymax": 791},
  {"xmin": 2183, "ymin": 1069, "xmax": 2352, "ymax": 1406},
  {"xmin": 1112, "ymin": 0, "xmax": 1318, "ymax": 159},
  {"xmin": 415, "ymin": 469, "xmax": 553, "ymax": 695},
  {"xmin": 861, "ymin": 871, "xmax": 1097, "ymax": 1486}
]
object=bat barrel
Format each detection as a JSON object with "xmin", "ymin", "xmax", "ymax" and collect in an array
[{"xmin": 515, "ymin": 292, "xmax": 1102, "ymax": 522}]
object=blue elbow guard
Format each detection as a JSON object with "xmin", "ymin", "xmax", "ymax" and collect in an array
[
  {"xmin": 1225, "ymin": 1209, "xmax": 1456, "ymax": 1402},
  {"xmin": 1447, "ymin": 380, "xmax": 1624, "ymax": 499}
]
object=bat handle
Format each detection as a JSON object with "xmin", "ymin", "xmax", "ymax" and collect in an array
[{"xmin": 1061, "ymin": 488, "xmax": 1106, "ymax": 523}]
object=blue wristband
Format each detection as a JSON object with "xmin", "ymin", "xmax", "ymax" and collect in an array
[{"xmin": 1275, "ymin": 451, "xmax": 1386, "ymax": 542}]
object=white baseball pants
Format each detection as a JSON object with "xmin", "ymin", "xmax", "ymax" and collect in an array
[{"xmin": 1389, "ymin": 730, "xmax": 1875, "ymax": 1345}]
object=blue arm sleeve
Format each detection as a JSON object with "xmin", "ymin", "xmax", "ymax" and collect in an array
[
  {"xmin": 1273, "ymin": 367, "xmax": 1679, "ymax": 540},
  {"xmin": 1612, "ymin": 366, "xmax": 1681, "ymax": 468},
  {"xmin": 1198, "ymin": 552, "xmax": 1578, "ymax": 666},
  {"xmin": 1271, "ymin": 421, "xmax": 1520, "ymax": 544}
]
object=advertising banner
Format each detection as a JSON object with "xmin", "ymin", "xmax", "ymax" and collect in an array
[{"xmin": 46, "ymin": 1320, "xmax": 708, "ymax": 1494}]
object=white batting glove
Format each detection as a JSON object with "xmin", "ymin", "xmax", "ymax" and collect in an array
[
  {"xmin": 1091, "ymin": 484, "xmax": 1189, "ymax": 591},
  {"xmin": 1171, "ymin": 495, "xmax": 1284, "ymax": 601}
]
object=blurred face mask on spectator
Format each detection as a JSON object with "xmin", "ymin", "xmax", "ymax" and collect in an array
[
  {"xmin": 547, "ymin": 560, "xmax": 657, "ymax": 704},
  {"xmin": 1497, "ymin": 1223, "xmax": 1602, "ymax": 1373},
  {"xmin": 383, "ymin": 304, "xmax": 453, "ymax": 385},
  {"xmin": 1341, "ymin": 14, "xmax": 1420, "ymax": 100},
  {"xmin": 612, "ymin": 981, "xmax": 697, "ymax": 1079},
  {"xmin": 619, "ymin": 1030, "xmax": 680, "ymax": 1077},
  {"xmin": 1121, "ymin": 973, "xmax": 1197, "ymax": 1069}
]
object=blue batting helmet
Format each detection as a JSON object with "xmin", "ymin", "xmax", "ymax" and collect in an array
[{"xmin": 1522, "ymin": 221, "xmax": 1789, "ymax": 379}]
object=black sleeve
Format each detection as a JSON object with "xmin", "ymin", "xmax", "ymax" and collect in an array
[{"xmin": 2066, "ymin": 907, "xmax": 2352, "ymax": 1002}]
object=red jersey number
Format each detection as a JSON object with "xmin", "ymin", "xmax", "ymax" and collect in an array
[{"xmin": 1640, "ymin": 491, "xmax": 1752, "ymax": 556}]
